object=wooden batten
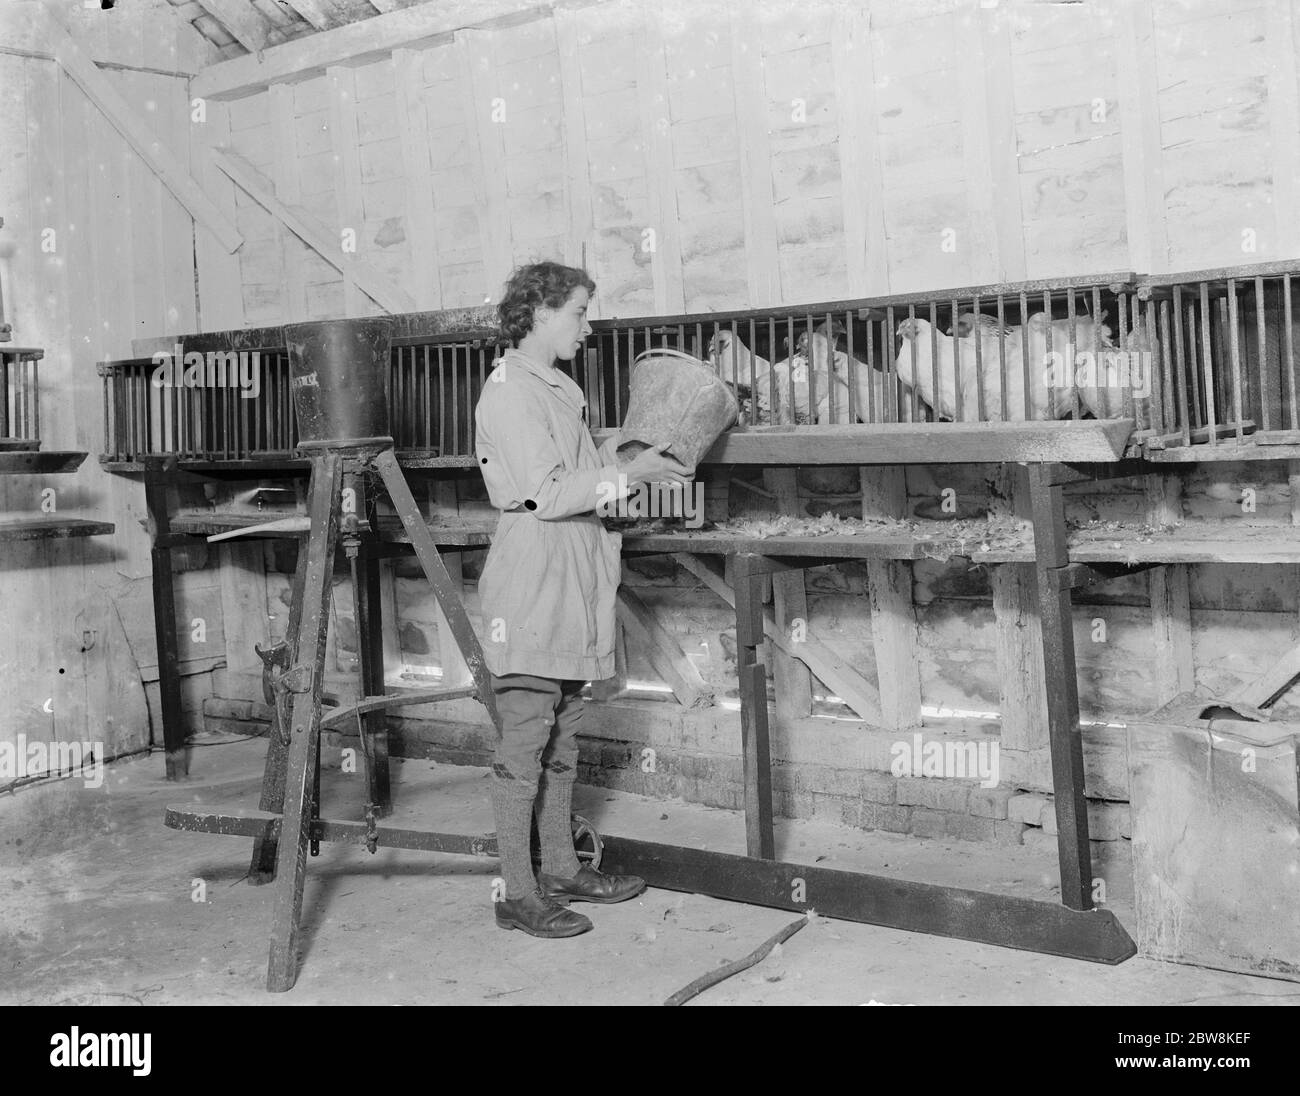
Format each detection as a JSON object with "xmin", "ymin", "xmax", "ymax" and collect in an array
[
  {"xmin": 455, "ymin": 28, "xmax": 513, "ymax": 301},
  {"xmin": 830, "ymin": 2, "xmax": 888, "ymax": 295},
  {"xmin": 326, "ymin": 65, "xmax": 367, "ymax": 316},
  {"xmin": 1114, "ymin": 0, "xmax": 1168, "ymax": 272},
  {"xmin": 727, "ymin": 2, "xmax": 779, "ymax": 307},
  {"xmin": 635, "ymin": 1, "xmax": 685, "ymax": 314},
  {"xmin": 393, "ymin": 47, "xmax": 442, "ymax": 311},
  {"xmin": 193, "ymin": 99, "xmax": 246, "ymax": 332},
  {"xmin": 270, "ymin": 83, "xmax": 310, "ymax": 322},
  {"xmin": 1145, "ymin": 473, "xmax": 1194, "ymax": 704},
  {"xmin": 958, "ymin": 4, "xmax": 1026, "ymax": 283},
  {"xmin": 861, "ymin": 466, "xmax": 921, "ymax": 730},
  {"xmin": 554, "ymin": 7, "xmax": 595, "ymax": 281}
]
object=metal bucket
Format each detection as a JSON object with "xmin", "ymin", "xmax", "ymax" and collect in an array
[
  {"xmin": 619, "ymin": 348, "xmax": 739, "ymax": 469},
  {"xmin": 284, "ymin": 317, "xmax": 393, "ymax": 447}
]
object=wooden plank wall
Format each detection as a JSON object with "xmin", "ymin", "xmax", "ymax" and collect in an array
[{"xmin": 0, "ymin": 1, "xmax": 221, "ymax": 763}]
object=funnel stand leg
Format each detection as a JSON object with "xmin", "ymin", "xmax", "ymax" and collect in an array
[
  {"xmin": 248, "ymin": 539, "xmax": 311, "ymax": 884},
  {"xmin": 266, "ymin": 451, "xmax": 342, "ymax": 993}
]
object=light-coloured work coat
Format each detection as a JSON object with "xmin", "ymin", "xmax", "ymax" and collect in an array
[{"xmin": 474, "ymin": 348, "xmax": 626, "ymax": 680}]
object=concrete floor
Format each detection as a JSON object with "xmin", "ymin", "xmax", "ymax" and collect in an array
[{"xmin": 3, "ymin": 734, "xmax": 1298, "ymax": 1006}]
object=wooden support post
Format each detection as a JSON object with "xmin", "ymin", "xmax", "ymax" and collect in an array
[
  {"xmin": 763, "ymin": 469, "xmax": 812, "ymax": 724},
  {"xmin": 144, "ymin": 462, "xmax": 187, "ymax": 780},
  {"xmin": 1028, "ymin": 463, "xmax": 1093, "ymax": 913},
  {"xmin": 861, "ymin": 466, "xmax": 920, "ymax": 729},
  {"xmin": 990, "ymin": 464, "xmax": 1046, "ymax": 752},
  {"xmin": 1145, "ymin": 473, "xmax": 1194, "ymax": 703},
  {"xmin": 732, "ymin": 552, "xmax": 775, "ymax": 860}
]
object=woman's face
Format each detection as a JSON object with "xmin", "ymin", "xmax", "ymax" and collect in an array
[{"xmin": 538, "ymin": 286, "xmax": 592, "ymax": 362}]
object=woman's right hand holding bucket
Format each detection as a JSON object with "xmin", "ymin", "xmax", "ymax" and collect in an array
[{"xmin": 621, "ymin": 443, "xmax": 692, "ymax": 487}]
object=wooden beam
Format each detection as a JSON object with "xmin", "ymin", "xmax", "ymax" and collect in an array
[
  {"xmin": 616, "ymin": 588, "xmax": 713, "ymax": 709},
  {"xmin": 210, "ymin": 148, "xmax": 417, "ymax": 313},
  {"xmin": 279, "ymin": 0, "xmax": 340, "ymax": 32},
  {"xmin": 728, "ymin": 0, "xmax": 779, "ymax": 307},
  {"xmin": 193, "ymin": 0, "xmax": 275, "ymax": 52},
  {"xmin": 831, "ymin": 1, "xmax": 888, "ymax": 295},
  {"xmin": 1114, "ymin": 0, "xmax": 1167, "ymax": 272},
  {"xmin": 192, "ymin": 0, "xmax": 583, "ymax": 99},
  {"xmin": 861, "ymin": 467, "xmax": 921, "ymax": 730},
  {"xmin": 42, "ymin": 4, "xmax": 242, "ymax": 253},
  {"xmin": 673, "ymin": 552, "xmax": 881, "ymax": 721}
]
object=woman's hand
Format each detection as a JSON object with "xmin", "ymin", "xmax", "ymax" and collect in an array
[{"xmin": 621, "ymin": 443, "xmax": 692, "ymax": 487}]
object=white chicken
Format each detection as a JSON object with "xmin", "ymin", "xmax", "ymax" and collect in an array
[
  {"xmin": 708, "ymin": 327, "xmax": 846, "ymax": 425},
  {"xmin": 708, "ymin": 328, "xmax": 774, "ymax": 422},
  {"xmin": 796, "ymin": 321, "xmax": 894, "ymax": 424},
  {"xmin": 893, "ymin": 317, "xmax": 980, "ymax": 421},
  {"xmin": 895, "ymin": 311, "xmax": 1116, "ymax": 422}
]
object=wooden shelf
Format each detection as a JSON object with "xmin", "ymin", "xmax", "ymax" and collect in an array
[
  {"xmin": 0, "ymin": 450, "xmax": 89, "ymax": 475},
  {"xmin": 0, "ymin": 517, "xmax": 115, "ymax": 542},
  {"xmin": 594, "ymin": 419, "xmax": 1136, "ymax": 465},
  {"xmin": 163, "ymin": 509, "xmax": 1300, "ymax": 565}
]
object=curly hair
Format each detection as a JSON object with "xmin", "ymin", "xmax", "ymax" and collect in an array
[{"xmin": 497, "ymin": 261, "xmax": 596, "ymax": 343}]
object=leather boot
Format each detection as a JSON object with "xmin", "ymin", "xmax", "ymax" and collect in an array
[
  {"xmin": 538, "ymin": 864, "xmax": 647, "ymax": 905},
  {"xmin": 495, "ymin": 888, "xmax": 593, "ymax": 938}
]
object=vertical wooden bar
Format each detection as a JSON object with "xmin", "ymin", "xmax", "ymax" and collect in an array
[
  {"xmin": 270, "ymin": 83, "xmax": 308, "ymax": 322},
  {"xmin": 1285, "ymin": 274, "xmax": 1298, "ymax": 430},
  {"xmin": 1028, "ymin": 463, "xmax": 1093, "ymax": 912},
  {"xmin": 832, "ymin": 1, "xmax": 888, "ymax": 295},
  {"xmin": 728, "ymin": 5, "xmax": 778, "ymax": 309},
  {"xmin": 1200, "ymin": 283, "xmax": 1218, "ymax": 445},
  {"xmin": 861, "ymin": 466, "xmax": 920, "ymax": 730},
  {"xmin": 763, "ymin": 469, "xmax": 812, "ymax": 724},
  {"xmin": 732, "ymin": 552, "xmax": 775, "ymax": 860},
  {"xmin": 1227, "ymin": 279, "xmax": 1245, "ymax": 439}
]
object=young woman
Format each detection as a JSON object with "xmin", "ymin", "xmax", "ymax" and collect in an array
[{"xmin": 475, "ymin": 261, "xmax": 689, "ymax": 938}]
